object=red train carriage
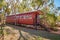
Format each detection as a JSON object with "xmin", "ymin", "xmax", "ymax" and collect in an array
[
  {"xmin": 6, "ymin": 10, "xmax": 53, "ymax": 31},
  {"xmin": 6, "ymin": 10, "xmax": 43, "ymax": 25}
]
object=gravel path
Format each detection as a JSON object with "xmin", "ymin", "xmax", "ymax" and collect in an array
[{"xmin": 7, "ymin": 24, "xmax": 60, "ymax": 40}]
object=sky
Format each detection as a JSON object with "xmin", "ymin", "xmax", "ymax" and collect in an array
[{"xmin": 54, "ymin": 0, "xmax": 60, "ymax": 7}]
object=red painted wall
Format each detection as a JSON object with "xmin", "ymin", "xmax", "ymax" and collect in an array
[{"xmin": 6, "ymin": 10, "xmax": 43, "ymax": 25}]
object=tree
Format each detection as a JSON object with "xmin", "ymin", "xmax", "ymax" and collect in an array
[
  {"xmin": 46, "ymin": 13, "xmax": 57, "ymax": 27},
  {"xmin": 0, "ymin": 0, "xmax": 7, "ymax": 40},
  {"xmin": 57, "ymin": 16, "xmax": 60, "ymax": 22},
  {"xmin": 30, "ymin": 0, "xmax": 43, "ymax": 10}
]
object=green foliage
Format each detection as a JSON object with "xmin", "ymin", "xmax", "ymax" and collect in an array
[
  {"xmin": 0, "ymin": 2, "xmax": 3, "ymax": 9},
  {"xmin": 37, "ymin": 36, "xmax": 44, "ymax": 40},
  {"xmin": 5, "ymin": 7, "xmax": 11, "ymax": 14},
  {"xmin": 39, "ymin": 15, "xmax": 44, "ymax": 19},
  {"xmin": 57, "ymin": 16, "xmax": 60, "ymax": 22},
  {"xmin": 0, "ymin": 0, "xmax": 6, "ymax": 35},
  {"xmin": 0, "ymin": 0, "xmax": 7, "ymax": 9},
  {"xmin": 46, "ymin": 13, "xmax": 57, "ymax": 27},
  {"xmin": 30, "ymin": 0, "xmax": 43, "ymax": 10},
  {"xmin": 0, "ymin": 0, "xmax": 3, "ymax": 2}
]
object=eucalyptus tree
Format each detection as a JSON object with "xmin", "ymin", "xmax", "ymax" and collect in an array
[
  {"xmin": 30, "ymin": 0, "xmax": 43, "ymax": 10},
  {"xmin": 17, "ymin": 0, "xmax": 32, "ymax": 12},
  {"xmin": 25, "ymin": 0, "xmax": 55, "ymax": 27},
  {"xmin": 42, "ymin": 0, "xmax": 56, "ymax": 27},
  {"xmin": 0, "ymin": 0, "xmax": 7, "ymax": 40},
  {"xmin": 0, "ymin": 0, "xmax": 7, "ymax": 26}
]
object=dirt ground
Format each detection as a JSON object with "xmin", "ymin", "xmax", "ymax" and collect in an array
[{"xmin": 6, "ymin": 24, "xmax": 60, "ymax": 40}]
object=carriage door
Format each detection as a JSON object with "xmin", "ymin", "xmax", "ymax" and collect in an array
[{"xmin": 37, "ymin": 14, "xmax": 40, "ymax": 25}]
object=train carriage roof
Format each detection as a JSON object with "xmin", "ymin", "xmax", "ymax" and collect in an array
[
  {"xmin": 6, "ymin": 10, "xmax": 44, "ymax": 17},
  {"xmin": 18, "ymin": 10, "xmax": 43, "ymax": 15}
]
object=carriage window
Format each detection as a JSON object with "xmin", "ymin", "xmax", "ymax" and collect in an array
[
  {"xmin": 20, "ymin": 15, "xmax": 32, "ymax": 19},
  {"xmin": 25, "ymin": 15, "xmax": 32, "ymax": 19},
  {"xmin": 16, "ymin": 16, "xmax": 19, "ymax": 18},
  {"xmin": 28, "ymin": 15, "xmax": 32, "ymax": 19},
  {"xmin": 25, "ymin": 15, "xmax": 29, "ymax": 18},
  {"xmin": 20, "ymin": 16, "xmax": 24, "ymax": 19}
]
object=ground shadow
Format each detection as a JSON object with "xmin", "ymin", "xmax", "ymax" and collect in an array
[
  {"xmin": 7, "ymin": 24, "xmax": 60, "ymax": 40},
  {"xmin": 18, "ymin": 30, "xmax": 28, "ymax": 40}
]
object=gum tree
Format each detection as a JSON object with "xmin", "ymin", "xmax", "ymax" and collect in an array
[{"xmin": 0, "ymin": 0, "xmax": 7, "ymax": 40}]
